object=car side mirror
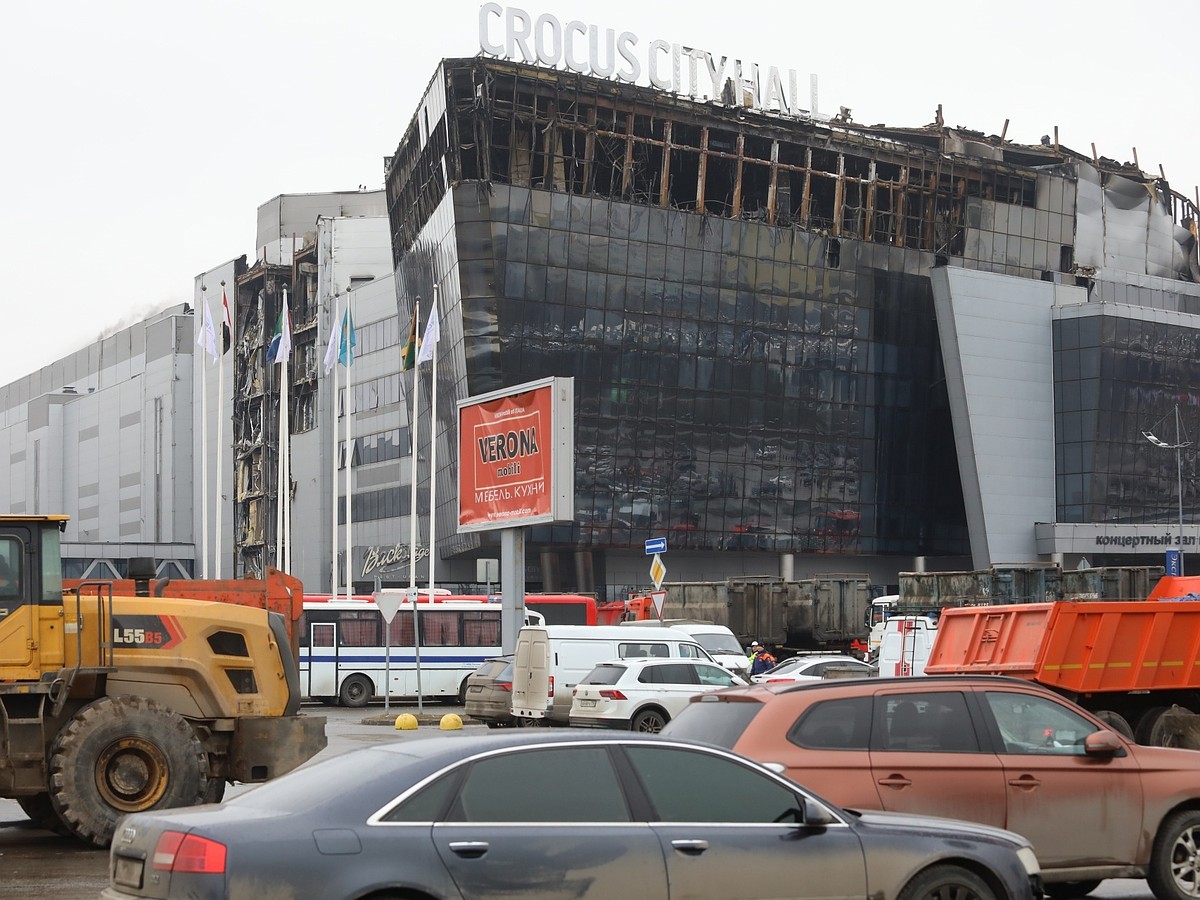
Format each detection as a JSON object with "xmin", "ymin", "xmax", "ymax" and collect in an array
[
  {"xmin": 801, "ymin": 797, "xmax": 837, "ymax": 827},
  {"xmin": 1084, "ymin": 729, "xmax": 1127, "ymax": 757}
]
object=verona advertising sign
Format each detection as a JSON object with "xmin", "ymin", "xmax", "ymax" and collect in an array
[
  {"xmin": 457, "ymin": 376, "xmax": 575, "ymax": 532},
  {"xmin": 478, "ymin": 3, "xmax": 817, "ymax": 119}
]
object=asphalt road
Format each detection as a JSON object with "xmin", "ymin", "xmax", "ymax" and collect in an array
[
  {"xmin": 0, "ymin": 702, "xmax": 1162, "ymax": 900},
  {"xmin": 0, "ymin": 703, "xmax": 477, "ymax": 900}
]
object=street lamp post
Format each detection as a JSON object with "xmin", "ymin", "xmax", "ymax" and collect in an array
[{"xmin": 1142, "ymin": 403, "xmax": 1190, "ymax": 575}]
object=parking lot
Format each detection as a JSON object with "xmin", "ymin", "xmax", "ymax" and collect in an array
[{"xmin": 0, "ymin": 702, "xmax": 1164, "ymax": 900}]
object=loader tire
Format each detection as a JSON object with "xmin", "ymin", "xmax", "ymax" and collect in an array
[
  {"xmin": 49, "ymin": 695, "xmax": 209, "ymax": 847},
  {"xmin": 17, "ymin": 792, "xmax": 70, "ymax": 835}
]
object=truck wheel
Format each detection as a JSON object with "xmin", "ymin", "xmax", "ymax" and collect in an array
[
  {"xmin": 1135, "ymin": 706, "xmax": 1170, "ymax": 745},
  {"xmin": 1093, "ymin": 710, "xmax": 1134, "ymax": 740},
  {"xmin": 17, "ymin": 793, "xmax": 70, "ymax": 835},
  {"xmin": 48, "ymin": 695, "xmax": 209, "ymax": 847},
  {"xmin": 1149, "ymin": 809, "xmax": 1200, "ymax": 900},
  {"xmin": 202, "ymin": 778, "xmax": 227, "ymax": 804},
  {"xmin": 339, "ymin": 674, "xmax": 373, "ymax": 708},
  {"xmin": 632, "ymin": 708, "xmax": 669, "ymax": 733}
]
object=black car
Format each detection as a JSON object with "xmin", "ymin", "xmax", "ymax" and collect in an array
[{"xmin": 103, "ymin": 731, "xmax": 1042, "ymax": 900}]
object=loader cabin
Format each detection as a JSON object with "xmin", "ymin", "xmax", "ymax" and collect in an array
[{"xmin": 0, "ymin": 514, "xmax": 68, "ymax": 676}]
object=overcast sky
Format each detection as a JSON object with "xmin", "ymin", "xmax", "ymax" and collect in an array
[{"xmin": 4, "ymin": 0, "xmax": 1198, "ymax": 389}]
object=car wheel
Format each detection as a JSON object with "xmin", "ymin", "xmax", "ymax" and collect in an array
[
  {"xmin": 1045, "ymin": 880, "xmax": 1101, "ymax": 899},
  {"xmin": 339, "ymin": 674, "xmax": 373, "ymax": 708},
  {"xmin": 516, "ymin": 716, "xmax": 544, "ymax": 728},
  {"xmin": 632, "ymin": 709, "xmax": 669, "ymax": 733},
  {"xmin": 898, "ymin": 864, "xmax": 995, "ymax": 900},
  {"xmin": 1092, "ymin": 710, "xmax": 1134, "ymax": 740},
  {"xmin": 1150, "ymin": 809, "xmax": 1200, "ymax": 900}
]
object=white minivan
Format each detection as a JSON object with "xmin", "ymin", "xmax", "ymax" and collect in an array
[
  {"xmin": 510, "ymin": 624, "xmax": 716, "ymax": 725},
  {"xmin": 620, "ymin": 619, "xmax": 750, "ymax": 678}
]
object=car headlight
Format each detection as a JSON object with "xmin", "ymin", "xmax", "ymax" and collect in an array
[{"xmin": 1015, "ymin": 846, "xmax": 1040, "ymax": 877}]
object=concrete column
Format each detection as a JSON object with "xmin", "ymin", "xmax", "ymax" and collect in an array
[
  {"xmin": 780, "ymin": 552, "xmax": 795, "ymax": 581},
  {"xmin": 501, "ymin": 529, "xmax": 526, "ymax": 653}
]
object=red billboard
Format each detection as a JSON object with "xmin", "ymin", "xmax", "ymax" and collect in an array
[{"xmin": 457, "ymin": 377, "xmax": 574, "ymax": 532}]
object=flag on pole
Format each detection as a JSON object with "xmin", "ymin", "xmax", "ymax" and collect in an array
[
  {"xmin": 221, "ymin": 288, "xmax": 234, "ymax": 354},
  {"xmin": 266, "ymin": 305, "xmax": 292, "ymax": 364},
  {"xmin": 196, "ymin": 300, "xmax": 219, "ymax": 361},
  {"xmin": 322, "ymin": 304, "xmax": 340, "ymax": 375},
  {"xmin": 416, "ymin": 303, "xmax": 440, "ymax": 365},
  {"xmin": 400, "ymin": 307, "xmax": 420, "ymax": 371},
  {"xmin": 338, "ymin": 309, "xmax": 357, "ymax": 367}
]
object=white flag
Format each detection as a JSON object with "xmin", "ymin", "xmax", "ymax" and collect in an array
[
  {"xmin": 322, "ymin": 303, "xmax": 340, "ymax": 375},
  {"xmin": 196, "ymin": 300, "xmax": 219, "ymax": 361},
  {"xmin": 416, "ymin": 304, "xmax": 440, "ymax": 365}
]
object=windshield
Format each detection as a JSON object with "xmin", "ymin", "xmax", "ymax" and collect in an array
[
  {"xmin": 696, "ymin": 633, "xmax": 745, "ymax": 655},
  {"xmin": 661, "ymin": 698, "xmax": 763, "ymax": 748}
]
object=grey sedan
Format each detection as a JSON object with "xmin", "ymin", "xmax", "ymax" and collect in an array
[{"xmin": 103, "ymin": 731, "xmax": 1041, "ymax": 900}]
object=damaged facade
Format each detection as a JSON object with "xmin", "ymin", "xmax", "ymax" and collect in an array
[{"xmin": 383, "ymin": 56, "xmax": 1200, "ymax": 590}]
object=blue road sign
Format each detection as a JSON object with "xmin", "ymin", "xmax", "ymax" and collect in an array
[
  {"xmin": 645, "ymin": 537, "xmax": 667, "ymax": 555},
  {"xmin": 1167, "ymin": 549, "xmax": 1182, "ymax": 576}
]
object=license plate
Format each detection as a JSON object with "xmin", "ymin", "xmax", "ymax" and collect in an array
[
  {"xmin": 580, "ymin": 699, "xmax": 597, "ymax": 708},
  {"xmin": 114, "ymin": 855, "xmax": 144, "ymax": 889}
]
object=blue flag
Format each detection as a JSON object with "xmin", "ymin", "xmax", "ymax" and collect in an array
[{"xmin": 338, "ymin": 309, "xmax": 357, "ymax": 367}]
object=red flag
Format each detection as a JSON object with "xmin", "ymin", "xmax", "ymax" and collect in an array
[{"xmin": 221, "ymin": 288, "xmax": 234, "ymax": 354}]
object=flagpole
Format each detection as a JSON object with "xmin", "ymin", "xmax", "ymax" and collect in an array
[
  {"xmin": 426, "ymin": 284, "xmax": 439, "ymax": 606},
  {"xmin": 406, "ymin": 298, "xmax": 423, "ymax": 713},
  {"xmin": 283, "ymin": 320, "xmax": 291, "ymax": 576},
  {"xmin": 344, "ymin": 288, "xmax": 354, "ymax": 602},
  {"xmin": 216, "ymin": 282, "xmax": 228, "ymax": 580},
  {"xmin": 329, "ymin": 295, "xmax": 340, "ymax": 597},
  {"xmin": 276, "ymin": 287, "xmax": 289, "ymax": 574},
  {"xmin": 198, "ymin": 287, "xmax": 210, "ymax": 580}
]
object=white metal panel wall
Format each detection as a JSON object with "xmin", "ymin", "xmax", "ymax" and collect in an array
[{"xmin": 931, "ymin": 266, "xmax": 1063, "ymax": 568}]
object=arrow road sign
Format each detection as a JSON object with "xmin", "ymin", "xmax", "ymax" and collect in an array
[{"xmin": 645, "ymin": 537, "xmax": 667, "ymax": 555}]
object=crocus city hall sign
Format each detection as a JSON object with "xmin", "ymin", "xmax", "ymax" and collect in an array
[{"xmin": 478, "ymin": 3, "xmax": 814, "ymax": 118}]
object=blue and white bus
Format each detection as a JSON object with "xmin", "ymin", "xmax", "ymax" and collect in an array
[{"xmin": 299, "ymin": 596, "xmax": 545, "ymax": 707}]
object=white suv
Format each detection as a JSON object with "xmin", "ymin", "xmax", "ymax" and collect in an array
[{"xmin": 569, "ymin": 657, "xmax": 747, "ymax": 732}]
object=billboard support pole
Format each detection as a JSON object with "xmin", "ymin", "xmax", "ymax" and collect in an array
[{"xmin": 501, "ymin": 528, "xmax": 526, "ymax": 654}]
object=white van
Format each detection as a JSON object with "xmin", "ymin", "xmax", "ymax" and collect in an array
[
  {"xmin": 876, "ymin": 615, "xmax": 937, "ymax": 677},
  {"xmin": 511, "ymin": 625, "xmax": 716, "ymax": 725},
  {"xmin": 619, "ymin": 619, "xmax": 750, "ymax": 678}
]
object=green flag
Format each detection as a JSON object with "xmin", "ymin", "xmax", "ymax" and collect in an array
[{"xmin": 400, "ymin": 308, "xmax": 420, "ymax": 371}]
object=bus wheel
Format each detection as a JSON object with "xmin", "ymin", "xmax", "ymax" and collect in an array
[{"xmin": 339, "ymin": 675, "xmax": 373, "ymax": 708}]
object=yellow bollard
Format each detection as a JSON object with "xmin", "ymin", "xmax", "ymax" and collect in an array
[
  {"xmin": 439, "ymin": 713, "xmax": 464, "ymax": 731},
  {"xmin": 395, "ymin": 713, "xmax": 419, "ymax": 731}
]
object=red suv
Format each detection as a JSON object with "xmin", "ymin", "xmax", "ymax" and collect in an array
[{"xmin": 661, "ymin": 675, "xmax": 1200, "ymax": 900}]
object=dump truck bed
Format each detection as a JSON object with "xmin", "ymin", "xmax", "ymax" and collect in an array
[{"xmin": 926, "ymin": 600, "xmax": 1200, "ymax": 693}]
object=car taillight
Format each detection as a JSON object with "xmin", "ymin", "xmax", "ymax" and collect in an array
[
  {"xmin": 152, "ymin": 831, "xmax": 227, "ymax": 874},
  {"xmin": 496, "ymin": 681, "xmax": 512, "ymax": 692},
  {"xmin": 548, "ymin": 676, "xmax": 554, "ymax": 697},
  {"xmin": 599, "ymin": 689, "xmax": 627, "ymax": 700}
]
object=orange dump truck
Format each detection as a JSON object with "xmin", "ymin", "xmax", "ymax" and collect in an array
[{"xmin": 926, "ymin": 595, "xmax": 1200, "ymax": 745}]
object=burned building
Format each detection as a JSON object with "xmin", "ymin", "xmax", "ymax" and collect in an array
[{"xmin": 383, "ymin": 54, "xmax": 1200, "ymax": 592}]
